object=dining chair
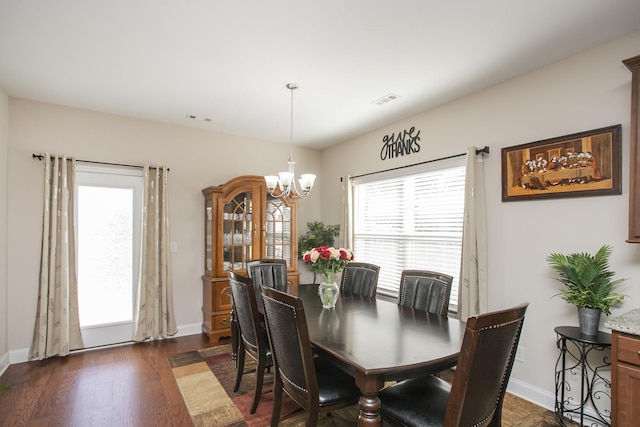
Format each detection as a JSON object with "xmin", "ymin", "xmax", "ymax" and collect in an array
[
  {"xmin": 260, "ymin": 286, "xmax": 361, "ymax": 427},
  {"xmin": 248, "ymin": 261, "xmax": 288, "ymax": 312},
  {"xmin": 248, "ymin": 260, "xmax": 288, "ymax": 290},
  {"xmin": 379, "ymin": 302, "xmax": 529, "ymax": 427},
  {"xmin": 227, "ymin": 271, "xmax": 273, "ymax": 414},
  {"xmin": 233, "ymin": 259, "xmax": 287, "ymax": 365},
  {"xmin": 247, "ymin": 258, "xmax": 287, "ymax": 275},
  {"xmin": 339, "ymin": 262, "xmax": 380, "ymax": 298},
  {"xmin": 397, "ymin": 270, "xmax": 454, "ymax": 316}
]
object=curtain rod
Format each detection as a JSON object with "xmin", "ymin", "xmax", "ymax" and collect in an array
[
  {"xmin": 349, "ymin": 146, "xmax": 489, "ymax": 180},
  {"xmin": 32, "ymin": 153, "xmax": 169, "ymax": 171}
]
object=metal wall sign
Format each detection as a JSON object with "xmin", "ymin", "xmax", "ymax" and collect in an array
[{"xmin": 380, "ymin": 127, "xmax": 421, "ymax": 160}]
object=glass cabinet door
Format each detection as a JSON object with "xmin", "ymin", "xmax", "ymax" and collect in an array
[
  {"xmin": 205, "ymin": 198, "xmax": 213, "ymax": 273},
  {"xmin": 221, "ymin": 190, "xmax": 255, "ymax": 272},
  {"xmin": 265, "ymin": 194, "xmax": 293, "ymax": 267}
]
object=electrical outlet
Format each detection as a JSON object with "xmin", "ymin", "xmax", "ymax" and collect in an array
[{"xmin": 515, "ymin": 346, "xmax": 525, "ymax": 362}]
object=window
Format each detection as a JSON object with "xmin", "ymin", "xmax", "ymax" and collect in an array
[{"xmin": 352, "ymin": 157, "xmax": 465, "ymax": 311}]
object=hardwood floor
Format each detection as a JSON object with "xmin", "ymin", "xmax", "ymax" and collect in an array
[
  {"xmin": 1, "ymin": 334, "xmax": 562, "ymax": 426},
  {"xmin": 0, "ymin": 334, "xmax": 212, "ymax": 427}
]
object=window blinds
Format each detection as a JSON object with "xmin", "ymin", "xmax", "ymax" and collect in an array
[{"xmin": 352, "ymin": 157, "xmax": 465, "ymax": 310}]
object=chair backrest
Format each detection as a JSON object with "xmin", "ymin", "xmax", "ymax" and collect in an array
[
  {"xmin": 339, "ymin": 262, "xmax": 380, "ymax": 297},
  {"xmin": 248, "ymin": 262, "xmax": 288, "ymax": 310},
  {"xmin": 444, "ymin": 303, "xmax": 528, "ymax": 426},
  {"xmin": 397, "ymin": 270, "xmax": 454, "ymax": 316},
  {"xmin": 260, "ymin": 286, "xmax": 320, "ymax": 409},
  {"xmin": 248, "ymin": 261, "xmax": 288, "ymax": 291},
  {"xmin": 246, "ymin": 258, "xmax": 287, "ymax": 277},
  {"xmin": 227, "ymin": 271, "xmax": 267, "ymax": 357}
]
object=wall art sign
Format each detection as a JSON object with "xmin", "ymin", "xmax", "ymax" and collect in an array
[
  {"xmin": 380, "ymin": 127, "xmax": 421, "ymax": 161},
  {"xmin": 501, "ymin": 124, "xmax": 621, "ymax": 201}
]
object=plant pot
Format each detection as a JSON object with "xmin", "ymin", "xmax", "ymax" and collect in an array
[{"xmin": 577, "ymin": 307, "xmax": 601, "ymax": 336}]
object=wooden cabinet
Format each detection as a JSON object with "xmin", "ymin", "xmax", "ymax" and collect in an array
[
  {"xmin": 611, "ymin": 330, "xmax": 640, "ymax": 426},
  {"xmin": 624, "ymin": 55, "xmax": 640, "ymax": 242},
  {"xmin": 202, "ymin": 175, "xmax": 300, "ymax": 344}
]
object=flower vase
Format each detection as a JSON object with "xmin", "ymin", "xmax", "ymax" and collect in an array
[{"xmin": 318, "ymin": 272, "xmax": 340, "ymax": 309}]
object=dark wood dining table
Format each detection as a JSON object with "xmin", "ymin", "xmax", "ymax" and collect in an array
[{"xmin": 286, "ymin": 283, "xmax": 466, "ymax": 426}]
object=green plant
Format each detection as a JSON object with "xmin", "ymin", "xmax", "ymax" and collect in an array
[
  {"xmin": 547, "ymin": 245, "xmax": 626, "ymax": 315},
  {"xmin": 298, "ymin": 221, "xmax": 340, "ymax": 258}
]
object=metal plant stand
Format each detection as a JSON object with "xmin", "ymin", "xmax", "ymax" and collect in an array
[{"xmin": 554, "ymin": 326, "xmax": 611, "ymax": 426}]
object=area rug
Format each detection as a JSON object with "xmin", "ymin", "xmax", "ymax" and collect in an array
[{"xmin": 168, "ymin": 345, "xmax": 564, "ymax": 427}]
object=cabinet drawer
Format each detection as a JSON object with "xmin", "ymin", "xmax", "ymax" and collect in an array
[
  {"xmin": 213, "ymin": 281, "xmax": 232, "ymax": 311},
  {"xmin": 212, "ymin": 313, "xmax": 231, "ymax": 331},
  {"xmin": 616, "ymin": 333, "xmax": 640, "ymax": 366}
]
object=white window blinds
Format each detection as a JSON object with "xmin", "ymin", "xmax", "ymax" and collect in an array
[{"xmin": 352, "ymin": 157, "xmax": 465, "ymax": 311}]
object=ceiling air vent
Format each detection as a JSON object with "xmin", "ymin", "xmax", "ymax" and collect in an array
[
  {"xmin": 372, "ymin": 93, "xmax": 401, "ymax": 106},
  {"xmin": 185, "ymin": 113, "xmax": 212, "ymax": 122}
]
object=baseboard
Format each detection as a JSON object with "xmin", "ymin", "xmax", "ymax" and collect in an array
[
  {"xmin": 5, "ymin": 322, "xmax": 206, "ymax": 365},
  {"xmin": 507, "ymin": 377, "xmax": 609, "ymax": 426},
  {"xmin": 507, "ymin": 377, "xmax": 556, "ymax": 411},
  {"xmin": 0, "ymin": 351, "xmax": 9, "ymax": 378}
]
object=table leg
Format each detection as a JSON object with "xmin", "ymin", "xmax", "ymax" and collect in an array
[{"xmin": 355, "ymin": 373, "xmax": 384, "ymax": 426}]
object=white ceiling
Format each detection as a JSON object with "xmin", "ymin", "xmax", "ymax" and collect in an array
[{"xmin": 1, "ymin": 1, "xmax": 640, "ymax": 150}]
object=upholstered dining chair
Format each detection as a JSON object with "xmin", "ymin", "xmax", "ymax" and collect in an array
[
  {"xmin": 339, "ymin": 262, "xmax": 380, "ymax": 298},
  {"xmin": 231, "ymin": 259, "xmax": 287, "ymax": 365},
  {"xmin": 227, "ymin": 271, "xmax": 273, "ymax": 414},
  {"xmin": 260, "ymin": 286, "xmax": 361, "ymax": 427},
  {"xmin": 397, "ymin": 270, "xmax": 454, "ymax": 316},
  {"xmin": 248, "ymin": 260, "xmax": 288, "ymax": 290},
  {"xmin": 248, "ymin": 261, "xmax": 288, "ymax": 311},
  {"xmin": 247, "ymin": 258, "xmax": 287, "ymax": 276},
  {"xmin": 379, "ymin": 302, "xmax": 529, "ymax": 427}
]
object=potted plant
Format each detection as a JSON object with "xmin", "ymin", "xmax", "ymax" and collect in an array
[
  {"xmin": 547, "ymin": 244, "xmax": 626, "ymax": 335},
  {"xmin": 298, "ymin": 221, "xmax": 340, "ymax": 257}
]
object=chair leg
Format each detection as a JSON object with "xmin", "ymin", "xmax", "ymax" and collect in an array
[
  {"xmin": 306, "ymin": 409, "xmax": 319, "ymax": 427},
  {"xmin": 233, "ymin": 346, "xmax": 246, "ymax": 392},
  {"xmin": 250, "ymin": 356, "xmax": 267, "ymax": 414},
  {"xmin": 270, "ymin": 375, "xmax": 283, "ymax": 427}
]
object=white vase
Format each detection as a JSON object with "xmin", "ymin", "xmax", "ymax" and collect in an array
[{"xmin": 318, "ymin": 272, "xmax": 340, "ymax": 309}]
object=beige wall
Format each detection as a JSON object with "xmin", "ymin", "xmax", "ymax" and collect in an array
[
  {"xmin": 1, "ymin": 87, "xmax": 8, "ymax": 362},
  {"xmin": 6, "ymin": 100, "xmax": 321, "ymax": 353},
  {"xmin": 321, "ymin": 31, "xmax": 640, "ymax": 405}
]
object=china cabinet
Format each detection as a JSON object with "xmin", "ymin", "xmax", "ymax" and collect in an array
[
  {"xmin": 624, "ymin": 54, "xmax": 640, "ymax": 242},
  {"xmin": 202, "ymin": 175, "xmax": 299, "ymax": 344}
]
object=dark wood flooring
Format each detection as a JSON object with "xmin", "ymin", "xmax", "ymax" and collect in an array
[
  {"xmin": 0, "ymin": 334, "xmax": 562, "ymax": 426},
  {"xmin": 0, "ymin": 334, "xmax": 211, "ymax": 427}
]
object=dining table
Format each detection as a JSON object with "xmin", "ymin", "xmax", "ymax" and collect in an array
[{"xmin": 285, "ymin": 283, "xmax": 467, "ymax": 427}]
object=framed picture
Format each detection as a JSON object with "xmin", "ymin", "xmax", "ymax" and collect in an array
[{"xmin": 501, "ymin": 124, "xmax": 622, "ymax": 202}]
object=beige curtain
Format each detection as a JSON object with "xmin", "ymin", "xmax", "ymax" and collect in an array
[
  {"xmin": 29, "ymin": 154, "xmax": 84, "ymax": 359},
  {"xmin": 133, "ymin": 165, "xmax": 177, "ymax": 341},
  {"xmin": 339, "ymin": 175, "xmax": 353, "ymax": 250},
  {"xmin": 458, "ymin": 147, "xmax": 488, "ymax": 320}
]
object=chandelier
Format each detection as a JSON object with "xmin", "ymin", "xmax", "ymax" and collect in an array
[{"xmin": 264, "ymin": 83, "xmax": 316, "ymax": 199}]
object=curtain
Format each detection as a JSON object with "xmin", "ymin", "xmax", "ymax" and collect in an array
[
  {"xmin": 29, "ymin": 154, "xmax": 84, "ymax": 359},
  {"xmin": 339, "ymin": 175, "xmax": 353, "ymax": 250},
  {"xmin": 133, "ymin": 165, "xmax": 177, "ymax": 341},
  {"xmin": 458, "ymin": 147, "xmax": 488, "ymax": 319}
]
